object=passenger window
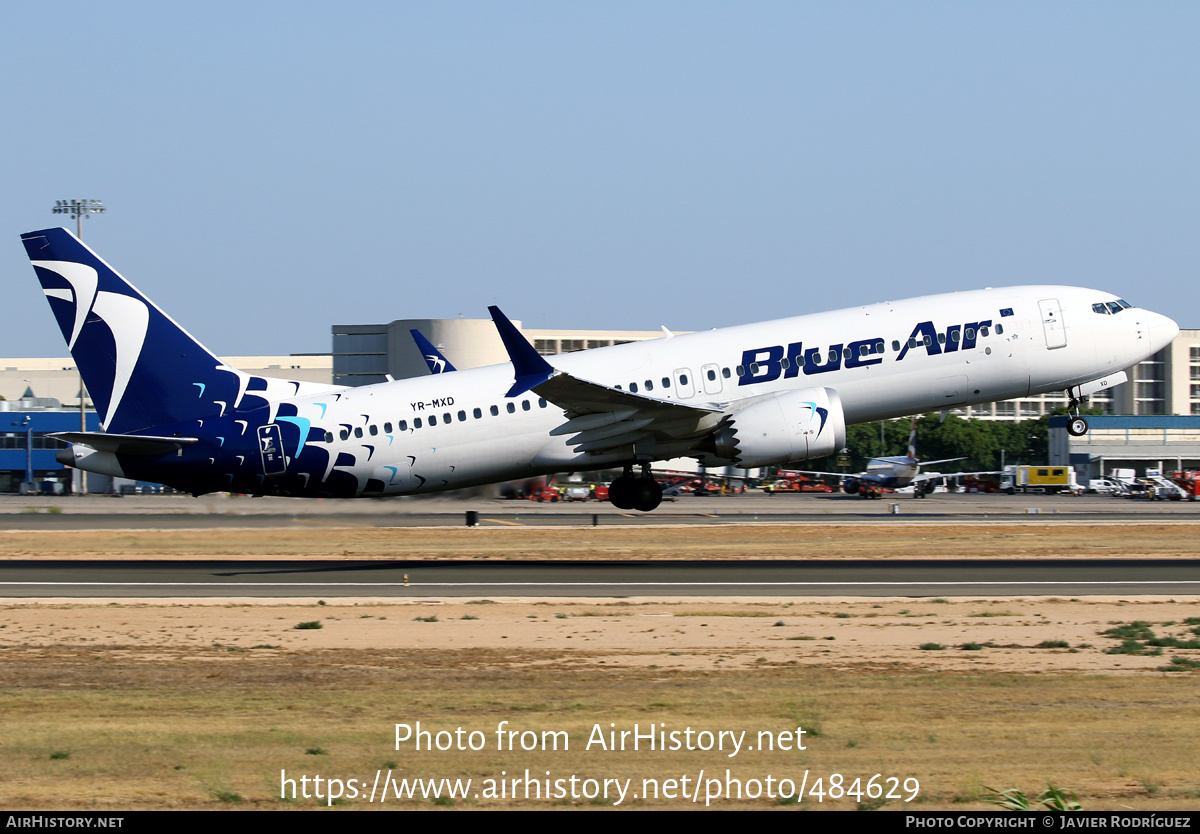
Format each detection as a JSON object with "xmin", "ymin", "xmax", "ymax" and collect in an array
[
  {"xmin": 443, "ymin": 412, "xmax": 451, "ymax": 423},
  {"xmin": 937, "ymin": 333, "xmax": 946, "ymax": 344},
  {"xmin": 735, "ymin": 366, "xmax": 745, "ymax": 376},
  {"xmin": 630, "ymin": 382, "xmax": 639, "ymax": 393},
  {"xmin": 414, "ymin": 418, "xmax": 422, "ymax": 429},
  {"xmin": 429, "ymin": 415, "xmax": 437, "ymax": 426},
  {"xmin": 875, "ymin": 341, "xmax": 884, "ymax": 354},
  {"xmin": 490, "ymin": 405, "xmax": 499, "ymax": 416},
  {"xmin": 892, "ymin": 340, "xmax": 901, "ymax": 352},
  {"xmin": 644, "ymin": 380, "xmax": 653, "ymax": 391},
  {"xmin": 828, "ymin": 350, "xmax": 838, "ymax": 363},
  {"xmin": 965, "ymin": 329, "xmax": 975, "ymax": 340},
  {"xmin": 507, "ymin": 403, "xmax": 515, "ymax": 414},
  {"xmin": 458, "ymin": 410, "xmax": 466, "ymax": 421},
  {"xmin": 679, "ymin": 374, "xmax": 688, "ymax": 385},
  {"xmin": 663, "ymin": 377, "xmax": 671, "ymax": 387},
  {"xmin": 950, "ymin": 330, "xmax": 960, "ymax": 342},
  {"xmin": 325, "ymin": 432, "xmax": 334, "ymax": 443},
  {"xmin": 339, "ymin": 429, "xmax": 349, "ymax": 441},
  {"xmin": 473, "ymin": 408, "xmax": 482, "ymax": 419},
  {"xmin": 996, "ymin": 324, "xmax": 1004, "ymax": 334},
  {"xmin": 923, "ymin": 335, "xmax": 932, "ymax": 347},
  {"xmin": 521, "ymin": 400, "xmax": 530, "ymax": 411},
  {"xmin": 538, "ymin": 398, "xmax": 547, "ymax": 408},
  {"xmin": 721, "ymin": 368, "xmax": 730, "ymax": 379},
  {"xmin": 843, "ymin": 347, "xmax": 852, "ymax": 360},
  {"xmin": 780, "ymin": 358, "xmax": 790, "ymax": 370},
  {"xmin": 980, "ymin": 326, "xmax": 989, "ymax": 337},
  {"xmin": 384, "ymin": 422, "xmax": 392, "ymax": 433},
  {"xmin": 749, "ymin": 363, "xmax": 760, "ymax": 375},
  {"xmin": 354, "ymin": 427, "xmax": 363, "ymax": 438},
  {"xmin": 858, "ymin": 345, "xmax": 868, "ymax": 357},
  {"xmin": 398, "ymin": 420, "xmax": 408, "ymax": 431},
  {"xmin": 369, "ymin": 424, "xmax": 378, "ymax": 436},
  {"xmin": 910, "ymin": 337, "xmax": 919, "ymax": 349}
]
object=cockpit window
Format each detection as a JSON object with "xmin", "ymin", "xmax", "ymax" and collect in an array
[
  {"xmin": 1093, "ymin": 303, "xmax": 1110, "ymax": 314},
  {"xmin": 1117, "ymin": 299, "xmax": 1132, "ymax": 309},
  {"xmin": 1106, "ymin": 301, "xmax": 1122, "ymax": 314}
]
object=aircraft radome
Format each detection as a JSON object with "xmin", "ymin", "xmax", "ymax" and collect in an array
[{"xmin": 21, "ymin": 227, "xmax": 1179, "ymax": 512}]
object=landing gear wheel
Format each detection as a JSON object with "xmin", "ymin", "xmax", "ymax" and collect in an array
[
  {"xmin": 631, "ymin": 478, "xmax": 663, "ymax": 512},
  {"xmin": 609, "ymin": 475, "xmax": 637, "ymax": 510},
  {"xmin": 1067, "ymin": 416, "xmax": 1089, "ymax": 436}
]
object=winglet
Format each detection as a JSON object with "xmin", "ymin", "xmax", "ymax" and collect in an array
[
  {"xmin": 488, "ymin": 306, "xmax": 556, "ymax": 396},
  {"xmin": 409, "ymin": 329, "xmax": 457, "ymax": 374}
]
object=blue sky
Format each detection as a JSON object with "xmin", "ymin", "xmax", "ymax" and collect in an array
[{"xmin": 4, "ymin": 2, "xmax": 1197, "ymax": 357}]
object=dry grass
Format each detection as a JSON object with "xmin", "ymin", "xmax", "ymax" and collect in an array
[
  {"xmin": 0, "ymin": 522, "xmax": 1197, "ymax": 561},
  {"xmin": 2, "ymin": 597, "xmax": 1200, "ymax": 810},
  {"xmin": 2, "ymin": 647, "xmax": 1199, "ymax": 810}
]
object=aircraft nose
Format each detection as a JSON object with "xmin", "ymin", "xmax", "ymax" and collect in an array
[{"xmin": 1146, "ymin": 310, "xmax": 1180, "ymax": 354}]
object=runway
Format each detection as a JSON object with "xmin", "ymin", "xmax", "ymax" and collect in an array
[
  {"xmin": 5, "ymin": 558, "xmax": 1200, "ymax": 598},
  {"xmin": 1, "ymin": 491, "xmax": 1197, "ymax": 529}
]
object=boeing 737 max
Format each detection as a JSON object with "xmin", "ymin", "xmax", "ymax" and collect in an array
[{"xmin": 21, "ymin": 227, "xmax": 1179, "ymax": 512}]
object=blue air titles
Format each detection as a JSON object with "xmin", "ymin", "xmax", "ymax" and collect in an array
[{"xmin": 737, "ymin": 319, "xmax": 993, "ymax": 388}]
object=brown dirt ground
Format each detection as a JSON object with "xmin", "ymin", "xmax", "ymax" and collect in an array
[
  {"xmin": 2, "ymin": 522, "xmax": 1199, "ymax": 810},
  {"xmin": 0, "ymin": 520, "xmax": 1197, "ymax": 561}
]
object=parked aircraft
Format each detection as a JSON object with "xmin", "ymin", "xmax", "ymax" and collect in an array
[
  {"xmin": 22, "ymin": 227, "xmax": 1178, "ymax": 512},
  {"xmin": 827, "ymin": 418, "xmax": 972, "ymax": 498}
]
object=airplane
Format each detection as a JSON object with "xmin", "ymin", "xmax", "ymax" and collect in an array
[
  {"xmin": 21, "ymin": 226, "xmax": 1179, "ymax": 513},
  {"xmin": 831, "ymin": 418, "xmax": 977, "ymax": 499}
]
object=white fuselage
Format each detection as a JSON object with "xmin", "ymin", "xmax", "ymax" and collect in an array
[{"xmin": 266, "ymin": 285, "xmax": 1175, "ymax": 496}]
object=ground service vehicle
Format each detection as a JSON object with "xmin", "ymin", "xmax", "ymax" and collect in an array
[{"xmin": 1001, "ymin": 465, "xmax": 1079, "ymax": 495}]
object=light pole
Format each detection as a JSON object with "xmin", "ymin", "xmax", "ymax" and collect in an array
[
  {"xmin": 52, "ymin": 199, "xmax": 105, "ymax": 239},
  {"xmin": 51, "ymin": 199, "xmax": 105, "ymax": 495},
  {"xmin": 12, "ymin": 417, "xmax": 33, "ymax": 493}
]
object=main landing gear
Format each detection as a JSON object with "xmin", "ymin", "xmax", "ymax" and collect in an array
[
  {"xmin": 608, "ymin": 463, "xmax": 663, "ymax": 512},
  {"xmin": 1065, "ymin": 392, "xmax": 1089, "ymax": 437}
]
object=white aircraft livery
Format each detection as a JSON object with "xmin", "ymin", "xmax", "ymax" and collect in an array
[{"xmin": 22, "ymin": 227, "xmax": 1179, "ymax": 512}]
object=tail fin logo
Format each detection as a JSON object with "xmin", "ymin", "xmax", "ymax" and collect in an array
[{"xmin": 32, "ymin": 260, "xmax": 149, "ymax": 429}]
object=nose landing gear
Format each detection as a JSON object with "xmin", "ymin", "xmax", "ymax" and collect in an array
[{"xmin": 1065, "ymin": 391, "xmax": 1089, "ymax": 437}]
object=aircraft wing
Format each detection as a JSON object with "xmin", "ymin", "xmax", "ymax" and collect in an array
[
  {"xmin": 918, "ymin": 457, "xmax": 967, "ymax": 467},
  {"xmin": 489, "ymin": 306, "xmax": 722, "ymax": 455},
  {"xmin": 911, "ymin": 469, "xmax": 999, "ymax": 484}
]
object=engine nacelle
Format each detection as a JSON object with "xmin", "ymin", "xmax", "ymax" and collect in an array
[{"xmin": 704, "ymin": 387, "xmax": 846, "ymax": 469}]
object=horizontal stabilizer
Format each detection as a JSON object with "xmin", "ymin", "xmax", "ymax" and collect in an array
[{"xmin": 52, "ymin": 432, "xmax": 198, "ymax": 456}]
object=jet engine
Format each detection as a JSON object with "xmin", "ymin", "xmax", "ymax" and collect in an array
[{"xmin": 698, "ymin": 387, "xmax": 846, "ymax": 469}]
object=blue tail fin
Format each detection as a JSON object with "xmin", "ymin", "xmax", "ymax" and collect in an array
[
  {"xmin": 21, "ymin": 227, "xmax": 338, "ymax": 434},
  {"xmin": 409, "ymin": 329, "xmax": 457, "ymax": 374}
]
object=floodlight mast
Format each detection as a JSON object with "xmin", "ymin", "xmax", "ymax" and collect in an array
[
  {"xmin": 52, "ymin": 199, "xmax": 106, "ymax": 238},
  {"xmin": 50, "ymin": 199, "xmax": 106, "ymax": 495}
]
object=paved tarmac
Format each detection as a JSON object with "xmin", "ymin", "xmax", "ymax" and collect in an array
[
  {"xmin": 1, "ymin": 491, "xmax": 1197, "ymax": 529},
  {"xmin": 3, "ymin": 557, "xmax": 1199, "ymax": 598}
]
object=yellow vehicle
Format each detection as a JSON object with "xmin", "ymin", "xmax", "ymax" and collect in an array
[{"xmin": 1000, "ymin": 465, "xmax": 1080, "ymax": 495}]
